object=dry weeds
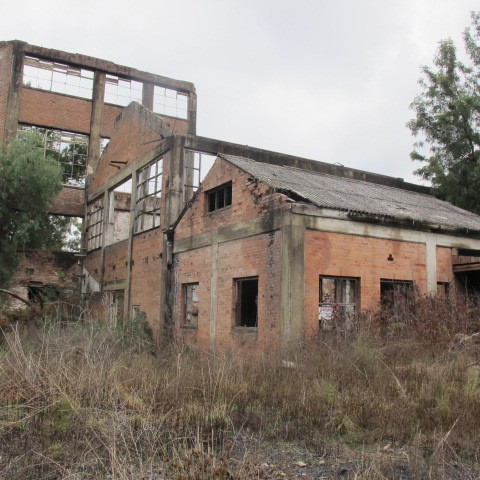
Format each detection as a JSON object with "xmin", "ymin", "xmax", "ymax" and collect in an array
[{"xmin": 0, "ymin": 296, "xmax": 479, "ymax": 479}]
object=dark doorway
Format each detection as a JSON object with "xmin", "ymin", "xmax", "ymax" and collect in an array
[{"xmin": 235, "ymin": 277, "xmax": 258, "ymax": 327}]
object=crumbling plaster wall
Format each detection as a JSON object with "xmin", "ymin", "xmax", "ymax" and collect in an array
[{"xmin": 6, "ymin": 250, "xmax": 79, "ymax": 309}]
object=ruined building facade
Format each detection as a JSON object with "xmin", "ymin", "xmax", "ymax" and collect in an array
[{"xmin": 2, "ymin": 40, "xmax": 480, "ymax": 354}]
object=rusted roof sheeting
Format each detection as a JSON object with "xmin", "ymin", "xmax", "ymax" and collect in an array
[{"xmin": 221, "ymin": 154, "xmax": 480, "ymax": 233}]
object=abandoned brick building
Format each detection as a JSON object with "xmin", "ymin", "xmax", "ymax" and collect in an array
[{"xmin": 3, "ymin": 40, "xmax": 480, "ymax": 353}]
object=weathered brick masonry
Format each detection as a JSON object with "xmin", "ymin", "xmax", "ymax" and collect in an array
[{"xmin": 4, "ymin": 40, "xmax": 480, "ymax": 356}]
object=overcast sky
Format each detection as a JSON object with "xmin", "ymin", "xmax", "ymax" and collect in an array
[{"xmin": 2, "ymin": 0, "xmax": 478, "ymax": 184}]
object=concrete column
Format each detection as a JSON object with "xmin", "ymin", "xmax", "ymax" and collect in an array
[
  {"xmin": 142, "ymin": 82, "xmax": 154, "ymax": 111},
  {"xmin": 187, "ymin": 91, "xmax": 197, "ymax": 135},
  {"xmin": 86, "ymin": 71, "xmax": 105, "ymax": 184},
  {"xmin": 279, "ymin": 212, "xmax": 305, "ymax": 359},
  {"xmin": 159, "ymin": 137, "xmax": 185, "ymax": 344},
  {"xmin": 99, "ymin": 190, "xmax": 109, "ymax": 293},
  {"xmin": 125, "ymin": 170, "xmax": 138, "ymax": 322},
  {"xmin": 3, "ymin": 41, "xmax": 25, "ymax": 142},
  {"xmin": 209, "ymin": 233, "xmax": 219, "ymax": 351},
  {"xmin": 425, "ymin": 234, "xmax": 437, "ymax": 295}
]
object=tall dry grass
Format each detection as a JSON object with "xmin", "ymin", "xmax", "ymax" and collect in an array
[{"xmin": 0, "ymin": 296, "xmax": 479, "ymax": 479}]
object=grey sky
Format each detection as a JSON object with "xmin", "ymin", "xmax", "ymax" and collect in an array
[{"xmin": 2, "ymin": 0, "xmax": 478, "ymax": 183}]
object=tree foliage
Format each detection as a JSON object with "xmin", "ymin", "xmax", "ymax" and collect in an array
[
  {"xmin": 408, "ymin": 12, "xmax": 480, "ymax": 213},
  {"xmin": 0, "ymin": 132, "xmax": 63, "ymax": 287}
]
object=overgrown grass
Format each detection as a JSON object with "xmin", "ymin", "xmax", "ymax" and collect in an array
[{"xmin": 0, "ymin": 297, "xmax": 479, "ymax": 479}]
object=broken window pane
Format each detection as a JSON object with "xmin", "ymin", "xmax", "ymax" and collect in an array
[
  {"xmin": 134, "ymin": 157, "xmax": 163, "ymax": 233},
  {"xmin": 235, "ymin": 277, "xmax": 258, "ymax": 328},
  {"xmin": 106, "ymin": 178, "xmax": 132, "ymax": 245},
  {"xmin": 319, "ymin": 276, "xmax": 358, "ymax": 329},
  {"xmin": 183, "ymin": 283, "xmax": 199, "ymax": 326},
  {"xmin": 101, "ymin": 137, "xmax": 110, "ymax": 154},
  {"xmin": 380, "ymin": 279, "xmax": 415, "ymax": 312},
  {"xmin": 104, "ymin": 74, "xmax": 143, "ymax": 107},
  {"xmin": 107, "ymin": 290, "xmax": 124, "ymax": 324},
  {"xmin": 23, "ymin": 56, "xmax": 94, "ymax": 99},
  {"xmin": 86, "ymin": 199, "xmax": 104, "ymax": 251},
  {"xmin": 18, "ymin": 124, "xmax": 88, "ymax": 186},
  {"xmin": 206, "ymin": 182, "xmax": 232, "ymax": 213},
  {"xmin": 153, "ymin": 86, "xmax": 188, "ymax": 119},
  {"xmin": 183, "ymin": 150, "xmax": 216, "ymax": 203}
]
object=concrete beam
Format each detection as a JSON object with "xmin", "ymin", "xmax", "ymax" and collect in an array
[{"xmin": 1, "ymin": 40, "xmax": 196, "ymax": 94}]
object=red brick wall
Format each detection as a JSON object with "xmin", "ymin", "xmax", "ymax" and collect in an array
[
  {"xmin": 173, "ymin": 246, "xmax": 212, "ymax": 347},
  {"xmin": 50, "ymin": 186, "xmax": 84, "ymax": 216},
  {"xmin": 436, "ymin": 247, "xmax": 454, "ymax": 284},
  {"xmin": 175, "ymin": 159, "xmax": 288, "ymax": 241},
  {"xmin": 8, "ymin": 250, "xmax": 79, "ymax": 309},
  {"xmin": 0, "ymin": 43, "xmax": 13, "ymax": 143},
  {"xmin": 103, "ymin": 239, "xmax": 129, "ymax": 284},
  {"xmin": 173, "ymin": 231, "xmax": 282, "ymax": 352},
  {"xmin": 304, "ymin": 230, "xmax": 428, "ymax": 337},
  {"xmin": 18, "ymin": 88, "xmax": 92, "ymax": 134},
  {"xmin": 129, "ymin": 228, "xmax": 163, "ymax": 339},
  {"xmin": 84, "ymin": 248, "xmax": 102, "ymax": 284},
  {"xmin": 101, "ymin": 104, "xmax": 123, "ymax": 138},
  {"xmin": 90, "ymin": 104, "xmax": 169, "ymax": 192}
]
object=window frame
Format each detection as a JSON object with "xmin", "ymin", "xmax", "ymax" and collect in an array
[
  {"xmin": 22, "ymin": 55, "xmax": 94, "ymax": 100},
  {"xmin": 234, "ymin": 277, "xmax": 259, "ymax": 328},
  {"xmin": 380, "ymin": 279, "xmax": 415, "ymax": 311},
  {"xmin": 319, "ymin": 275, "xmax": 359, "ymax": 328},
  {"xmin": 86, "ymin": 198, "xmax": 104, "ymax": 251},
  {"xmin": 18, "ymin": 124, "xmax": 89, "ymax": 186},
  {"xmin": 134, "ymin": 157, "xmax": 163, "ymax": 233},
  {"xmin": 182, "ymin": 283, "xmax": 199, "ymax": 328},
  {"xmin": 206, "ymin": 182, "xmax": 232, "ymax": 213}
]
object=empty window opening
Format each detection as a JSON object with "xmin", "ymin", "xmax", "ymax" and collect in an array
[
  {"xmin": 184, "ymin": 150, "xmax": 216, "ymax": 203},
  {"xmin": 380, "ymin": 279, "xmax": 415, "ymax": 311},
  {"xmin": 153, "ymin": 86, "xmax": 188, "ymax": 119},
  {"xmin": 43, "ymin": 215, "xmax": 82, "ymax": 251},
  {"xmin": 235, "ymin": 277, "xmax": 258, "ymax": 328},
  {"xmin": 18, "ymin": 124, "xmax": 88, "ymax": 186},
  {"xmin": 319, "ymin": 276, "xmax": 358, "ymax": 329},
  {"xmin": 86, "ymin": 199, "xmax": 104, "ymax": 251},
  {"xmin": 101, "ymin": 137, "xmax": 110, "ymax": 154},
  {"xmin": 457, "ymin": 248, "xmax": 480, "ymax": 257},
  {"xmin": 28, "ymin": 284, "xmax": 61, "ymax": 308},
  {"xmin": 206, "ymin": 182, "xmax": 232, "ymax": 213},
  {"xmin": 107, "ymin": 290, "xmax": 124, "ymax": 324},
  {"xmin": 106, "ymin": 178, "xmax": 132, "ymax": 245},
  {"xmin": 23, "ymin": 56, "xmax": 94, "ymax": 99},
  {"xmin": 134, "ymin": 157, "xmax": 162, "ymax": 233},
  {"xmin": 183, "ymin": 283, "xmax": 199, "ymax": 326},
  {"xmin": 104, "ymin": 74, "xmax": 143, "ymax": 107},
  {"xmin": 437, "ymin": 282, "xmax": 451, "ymax": 298}
]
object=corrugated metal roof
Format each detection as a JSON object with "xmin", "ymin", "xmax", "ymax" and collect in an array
[{"xmin": 220, "ymin": 154, "xmax": 480, "ymax": 232}]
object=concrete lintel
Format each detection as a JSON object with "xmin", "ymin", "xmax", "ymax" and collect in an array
[
  {"xmin": 104, "ymin": 281, "xmax": 127, "ymax": 291},
  {"xmin": 173, "ymin": 211, "xmax": 284, "ymax": 254},
  {"xmin": 184, "ymin": 136, "xmax": 429, "ymax": 195},
  {"xmin": 302, "ymin": 214, "xmax": 480, "ymax": 250},
  {"xmin": 3, "ymin": 40, "xmax": 196, "ymax": 94}
]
